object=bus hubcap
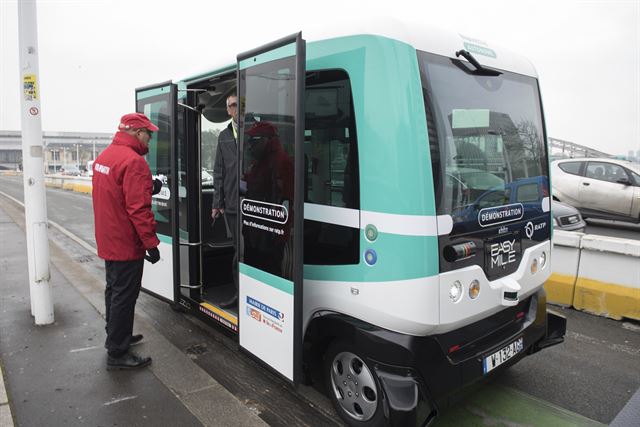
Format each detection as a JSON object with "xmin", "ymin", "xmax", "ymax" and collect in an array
[{"xmin": 330, "ymin": 351, "xmax": 378, "ymax": 421}]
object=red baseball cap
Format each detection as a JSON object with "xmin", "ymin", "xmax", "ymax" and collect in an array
[
  {"xmin": 118, "ymin": 113, "xmax": 159, "ymax": 132},
  {"xmin": 246, "ymin": 121, "xmax": 278, "ymax": 138}
]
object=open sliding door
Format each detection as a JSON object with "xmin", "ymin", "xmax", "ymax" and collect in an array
[
  {"xmin": 237, "ymin": 33, "xmax": 305, "ymax": 384},
  {"xmin": 136, "ymin": 82, "xmax": 178, "ymax": 302}
]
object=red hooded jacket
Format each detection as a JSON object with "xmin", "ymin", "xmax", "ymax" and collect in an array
[{"xmin": 92, "ymin": 131, "xmax": 160, "ymax": 261}]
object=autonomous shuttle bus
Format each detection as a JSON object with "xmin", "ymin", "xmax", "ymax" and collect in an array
[{"xmin": 136, "ymin": 28, "xmax": 566, "ymax": 426}]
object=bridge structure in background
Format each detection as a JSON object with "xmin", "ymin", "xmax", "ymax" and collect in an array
[
  {"xmin": 0, "ymin": 130, "xmax": 112, "ymax": 172},
  {"xmin": 548, "ymin": 137, "xmax": 613, "ymax": 159}
]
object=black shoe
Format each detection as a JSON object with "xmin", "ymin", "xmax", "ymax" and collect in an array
[
  {"xmin": 107, "ymin": 352, "xmax": 152, "ymax": 370},
  {"xmin": 130, "ymin": 334, "xmax": 144, "ymax": 346},
  {"xmin": 219, "ymin": 295, "xmax": 238, "ymax": 309}
]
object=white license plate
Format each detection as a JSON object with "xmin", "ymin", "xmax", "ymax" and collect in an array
[{"xmin": 483, "ymin": 337, "xmax": 524, "ymax": 374}]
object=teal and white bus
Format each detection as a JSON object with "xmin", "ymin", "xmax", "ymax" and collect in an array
[{"xmin": 136, "ymin": 27, "xmax": 566, "ymax": 426}]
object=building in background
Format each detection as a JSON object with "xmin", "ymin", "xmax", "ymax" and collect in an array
[{"xmin": 0, "ymin": 131, "xmax": 112, "ymax": 172}]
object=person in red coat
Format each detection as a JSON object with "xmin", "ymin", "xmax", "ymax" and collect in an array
[
  {"xmin": 92, "ymin": 113, "xmax": 160, "ymax": 370},
  {"xmin": 242, "ymin": 121, "xmax": 294, "ymax": 277}
]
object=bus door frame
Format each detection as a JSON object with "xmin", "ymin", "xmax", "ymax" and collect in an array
[
  {"xmin": 135, "ymin": 82, "xmax": 180, "ymax": 305},
  {"xmin": 236, "ymin": 33, "xmax": 305, "ymax": 385}
]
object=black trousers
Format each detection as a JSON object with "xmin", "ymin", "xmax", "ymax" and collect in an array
[{"xmin": 104, "ymin": 259, "xmax": 144, "ymax": 356}]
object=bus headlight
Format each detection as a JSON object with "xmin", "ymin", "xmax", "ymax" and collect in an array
[
  {"xmin": 469, "ymin": 280, "xmax": 480, "ymax": 299},
  {"xmin": 539, "ymin": 251, "xmax": 547, "ymax": 269},
  {"xmin": 449, "ymin": 281, "xmax": 463, "ymax": 303}
]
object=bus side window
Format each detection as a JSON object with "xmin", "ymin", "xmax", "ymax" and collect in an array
[{"xmin": 304, "ymin": 70, "xmax": 360, "ymax": 265}]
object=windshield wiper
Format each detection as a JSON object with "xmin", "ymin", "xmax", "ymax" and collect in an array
[{"xmin": 454, "ymin": 49, "xmax": 502, "ymax": 76}]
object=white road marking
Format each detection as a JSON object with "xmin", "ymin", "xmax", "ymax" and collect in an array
[
  {"xmin": 622, "ymin": 322, "xmax": 640, "ymax": 332},
  {"xmin": 69, "ymin": 345, "xmax": 101, "ymax": 353},
  {"xmin": 103, "ymin": 395, "xmax": 138, "ymax": 406},
  {"xmin": 567, "ymin": 331, "xmax": 640, "ymax": 356}
]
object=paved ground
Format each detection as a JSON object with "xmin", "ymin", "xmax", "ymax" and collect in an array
[
  {"xmin": 0, "ymin": 202, "xmax": 267, "ymax": 427},
  {"xmin": 1, "ymin": 174, "xmax": 639, "ymax": 426}
]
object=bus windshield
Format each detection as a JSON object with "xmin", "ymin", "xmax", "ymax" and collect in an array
[{"xmin": 418, "ymin": 52, "xmax": 549, "ymax": 232}]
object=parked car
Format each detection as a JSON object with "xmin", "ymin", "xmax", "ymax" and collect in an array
[
  {"xmin": 60, "ymin": 165, "xmax": 81, "ymax": 176},
  {"xmin": 552, "ymin": 200, "xmax": 586, "ymax": 232},
  {"xmin": 551, "ymin": 158, "xmax": 640, "ymax": 223}
]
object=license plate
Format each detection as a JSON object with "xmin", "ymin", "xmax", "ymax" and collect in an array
[{"xmin": 483, "ymin": 337, "xmax": 524, "ymax": 374}]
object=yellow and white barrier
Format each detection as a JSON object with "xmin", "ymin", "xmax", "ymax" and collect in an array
[
  {"xmin": 546, "ymin": 230, "xmax": 582, "ymax": 306},
  {"xmin": 45, "ymin": 175, "xmax": 92, "ymax": 194},
  {"xmin": 573, "ymin": 235, "xmax": 640, "ymax": 321},
  {"xmin": 546, "ymin": 230, "xmax": 640, "ymax": 321}
]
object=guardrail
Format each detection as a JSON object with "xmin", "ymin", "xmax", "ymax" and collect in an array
[{"xmin": 547, "ymin": 230, "xmax": 640, "ymax": 321}]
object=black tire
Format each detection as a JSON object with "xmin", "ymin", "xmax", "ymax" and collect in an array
[{"xmin": 323, "ymin": 340, "xmax": 386, "ymax": 427}]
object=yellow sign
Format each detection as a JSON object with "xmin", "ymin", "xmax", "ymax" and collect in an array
[{"xmin": 23, "ymin": 74, "xmax": 38, "ymax": 101}]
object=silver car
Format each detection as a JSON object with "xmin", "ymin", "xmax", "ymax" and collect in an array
[
  {"xmin": 551, "ymin": 158, "xmax": 640, "ymax": 223},
  {"xmin": 552, "ymin": 200, "xmax": 586, "ymax": 232}
]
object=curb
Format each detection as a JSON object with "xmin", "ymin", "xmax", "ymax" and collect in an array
[
  {"xmin": 0, "ymin": 362, "xmax": 15, "ymax": 427},
  {"xmin": 0, "ymin": 193, "xmax": 267, "ymax": 427}
]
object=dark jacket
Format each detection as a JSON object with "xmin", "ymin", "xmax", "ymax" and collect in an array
[
  {"xmin": 92, "ymin": 131, "xmax": 160, "ymax": 261},
  {"xmin": 212, "ymin": 122, "xmax": 238, "ymax": 214}
]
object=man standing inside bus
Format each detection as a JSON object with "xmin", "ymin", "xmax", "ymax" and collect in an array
[
  {"xmin": 92, "ymin": 113, "xmax": 160, "ymax": 370},
  {"xmin": 211, "ymin": 95, "xmax": 239, "ymax": 308}
]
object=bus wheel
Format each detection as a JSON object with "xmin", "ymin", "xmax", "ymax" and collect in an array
[{"xmin": 324, "ymin": 341, "xmax": 384, "ymax": 427}]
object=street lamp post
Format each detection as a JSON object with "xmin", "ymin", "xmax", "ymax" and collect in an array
[{"xmin": 17, "ymin": 0, "xmax": 54, "ymax": 325}]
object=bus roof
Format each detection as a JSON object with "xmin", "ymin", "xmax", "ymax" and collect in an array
[{"xmin": 177, "ymin": 19, "xmax": 538, "ymax": 85}]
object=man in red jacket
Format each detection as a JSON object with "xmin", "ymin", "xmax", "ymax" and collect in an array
[{"xmin": 92, "ymin": 113, "xmax": 160, "ymax": 370}]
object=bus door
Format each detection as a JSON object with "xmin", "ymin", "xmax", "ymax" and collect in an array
[
  {"xmin": 237, "ymin": 33, "xmax": 305, "ymax": 384},
  {"xmin": 136, "ymin": 82, "xmax": 179, "ymax": 303}
]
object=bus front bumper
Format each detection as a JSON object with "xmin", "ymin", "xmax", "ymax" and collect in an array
[{"xmin": 367, "ymin": 299, "xmax": 566, "ymax": 426}]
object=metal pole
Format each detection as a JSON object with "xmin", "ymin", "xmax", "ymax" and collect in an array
[
  {"xmin": 76, "ymin": 144, "xmax": 79, "ymax": 170},
  {"xmin": 92, "ymin": 140, "xmax": 96, "ymax": 160},
  {"xmin": 18, "ymin": 0, "xmax": 54, "ymax": 325}
]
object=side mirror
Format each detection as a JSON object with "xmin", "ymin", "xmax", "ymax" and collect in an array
[{"xmin": 616, "ymin": 177, "xmax": 631, "ymax": 186}]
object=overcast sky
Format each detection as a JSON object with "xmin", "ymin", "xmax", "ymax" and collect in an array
[{"xmin": 1, "ymin": 0, "xmax": 638, "ymax": 155}]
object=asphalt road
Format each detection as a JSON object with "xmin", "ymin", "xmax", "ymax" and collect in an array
[
  {"xmin": 1, "ymin": 174, "xmax": 639, "ymax": 425},
  {"xmin": 585, "ymin": 218, "xmax": 640, "ymax": 240}
]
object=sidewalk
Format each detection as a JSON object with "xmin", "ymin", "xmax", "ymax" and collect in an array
[{"xmin": 0, "ymin": 203, "xmax": 267, "ymax": 427}]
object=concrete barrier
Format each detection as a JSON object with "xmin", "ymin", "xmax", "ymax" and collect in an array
[
  {"xmin": 573, "ymin": 235, "xmax": 640, "ymax": 321},
  {"xmin": 45, "ymin": 175, "xmax": 92, "ymax": 194},
  {"xmin": 545, "ymin": 230, "xmax": 582, "ymax": 306}
]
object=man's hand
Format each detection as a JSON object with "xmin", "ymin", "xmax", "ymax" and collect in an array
[
  {"xmin": 152, "ymin": 178, "xmax": 163, "ymax": 195},
  {"xmin": 145, "ymin": 247, "xmax": 160, "ymax": 264},
  {"xmin": 211, "ymin": 208, "xmax": 225, "ymax": 219}
]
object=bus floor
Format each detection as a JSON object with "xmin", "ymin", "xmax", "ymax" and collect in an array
[{"xmin": 201, "ymin": 281, "xmax": 238, "ymax": 316}]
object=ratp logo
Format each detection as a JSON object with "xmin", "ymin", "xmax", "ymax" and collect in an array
[{"xmin": 525, "ymin": 222, "xmax": 534, "ymax": 239}]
